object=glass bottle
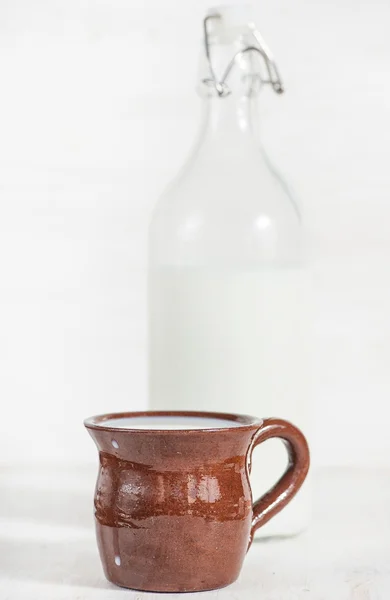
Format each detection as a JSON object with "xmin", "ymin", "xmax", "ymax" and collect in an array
[{"xmin": 148, "ymin": 6, "xmax": 311, "ymax": 537}]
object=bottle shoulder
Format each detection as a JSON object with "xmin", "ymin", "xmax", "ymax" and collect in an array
[
  {"xmin": 152, "ymin": 141, "xmax": 300, "ymax": 216},
  {"xmin": 150, "ymin": 167, "xmax": 301, "ymax": 233},
  {"xmin": 149, "ymin": 139, "xmax": 303, "ymax": 266},
  {"xmin": 149, "ymin": 183, "xmax": 302, "ymax": 267}
]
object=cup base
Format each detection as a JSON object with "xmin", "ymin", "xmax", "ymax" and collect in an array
[
  {"xmin": 96, "ymin": 521, "xmax": 246, "ymax": 593},
  {"xmin": 106, "ymin": 575, "xmax": 239, "ymax": 594}
]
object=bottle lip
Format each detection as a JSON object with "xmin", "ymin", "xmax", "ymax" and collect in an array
[
  {"xmin": 206, "ymin": 5, "xmax": 255, "ymax": 42},
  {"xmin": 201, "ymin": 7, "xmax": 284, "ymax": 97},
  {"xmin": 206, "ymin": 4, "xmax": 254, "ymax": 29}
]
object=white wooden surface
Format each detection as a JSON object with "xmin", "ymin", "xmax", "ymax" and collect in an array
[{"xmin": 1, "ymin": 467, "xmax": 389, "ymax": 599}]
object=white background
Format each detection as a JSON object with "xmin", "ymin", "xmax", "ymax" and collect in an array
[{"xmin": 0, "ymin": 0, "xmax": 389, "ymax": 468}]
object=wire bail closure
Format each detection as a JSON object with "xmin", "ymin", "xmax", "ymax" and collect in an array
[{"xmin": 203, "ymin": 14, "xmax": 284, "ymax": 98}]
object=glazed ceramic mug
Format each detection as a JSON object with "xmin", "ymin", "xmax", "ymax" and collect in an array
[{"xmin": 85, "ymin": 411, "xmax": 310, "ymax": 593}]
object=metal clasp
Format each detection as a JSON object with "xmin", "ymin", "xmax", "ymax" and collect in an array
[{"xmin": 203, "ymin": 14, "xmax": 284, "ymax": 97}]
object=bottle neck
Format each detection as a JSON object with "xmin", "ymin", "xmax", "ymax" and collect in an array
[
  {"xmin": 197, "ymin": 19, "xmax": 264, "ymax": 153},
  {"xmin": 196, "ymin": 93, "xmax": 260, "ymax": 159},
  {"xmin": 206, "ymin": 94, "xmax": 252, "ymax": 135}
]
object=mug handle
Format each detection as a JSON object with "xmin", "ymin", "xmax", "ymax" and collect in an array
[{"xmin": 248, "ymin": 417, "xmax": 310, "ymax": 547}]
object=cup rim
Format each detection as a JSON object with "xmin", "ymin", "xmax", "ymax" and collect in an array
[{"xmin": 84, "ymin": 410, "xmax": 263, "ymax": 434}]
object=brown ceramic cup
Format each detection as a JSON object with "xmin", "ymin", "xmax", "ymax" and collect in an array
[{"xmin": 85, "ymin": 410, "xmax": 309, "ymax": 593}]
